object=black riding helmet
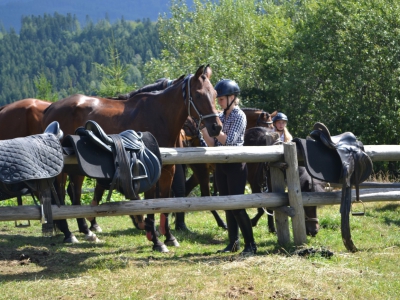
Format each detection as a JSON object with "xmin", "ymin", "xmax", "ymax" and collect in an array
[
  {"xmin": 214, "ymin": 79, "xmax": 240, "ymax": 98},
  {"xmin": 272, "ymin": 112, "xmax": 288, "ymax": 123},
  {"xmin": 214, "ymin": 79, "xmax": 240, "ymax": 114}
]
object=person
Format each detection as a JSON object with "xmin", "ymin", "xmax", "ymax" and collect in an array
[
  {"xmin": 200, "ymin": 79, "xmax": 257, "ymax": 255},
  {"xmin": 272, "ymin": 112, "xmax": 293, "ymax": 142}
]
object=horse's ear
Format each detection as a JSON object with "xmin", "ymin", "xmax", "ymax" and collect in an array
[
  {"xmin": 203, "ymin": 64, "xmax": 212, "ymax": 79},
  {"xmin": 271, "ymin": 110, "xmax": 278, "ymax": 117},
  {"xmin": 195, "ymin": 65, "xmax": 205, "ymax": 79}
]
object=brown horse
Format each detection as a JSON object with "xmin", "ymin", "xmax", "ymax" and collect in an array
[
  {"xmin": 0, "ymin": 99, "xmax": 79, "ymax": 243},
  {"xmin": 182, "ymin": 109, "xmax": 277, "ymax": 230},
  {"xmin": 0, "ymin": 99, "xmax": 50, "ymax": 139},
  {"xmin": 244, "ymin": 126, "xmax": 322, "ymax": 237},
  {"xmin": 42, "ymin": 65, "xmax": 222, "ymax": 252}
]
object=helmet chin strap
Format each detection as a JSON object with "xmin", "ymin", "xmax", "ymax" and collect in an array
[{"xmin": 223, "ymin": 95, "xmax": 236, "ymax": 115}]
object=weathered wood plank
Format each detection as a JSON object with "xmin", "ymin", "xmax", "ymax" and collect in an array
[
  {"xmin": 63, "ymin": 145, "xmax": 400, "ymax": 165},
  {"xmin": 0, "ymin": 189, "xmax": 398, "ymax": 222}
]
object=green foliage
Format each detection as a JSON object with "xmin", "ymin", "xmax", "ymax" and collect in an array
[
  {"xmin": 145, "ymin": 0, "xmax": 400, "ymax": 150},
  {"xmin": 94, "ymin": 42, "xmax": 137, "ymax": 97},
  {"xmin": 33, "ymin": 72, "xmax": 58, "ymax": 101}
]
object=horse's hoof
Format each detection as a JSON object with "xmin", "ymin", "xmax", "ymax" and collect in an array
[
  {"xmin": 153, "ymin": 244, "xmax": 169, "ymax": 253},
  {"xmin": 165, "ymin": 238, "xmax": 180, "ymax": 247},
  {"xmin": 64, "ymin": 235, "xmax": 79, "ymax": 244},
  {"xmin": 90, "ymin": 224, "xmax": 103, "ymax": 233},
  {"xmin": 85, "ymin": 232, "xmax": 101, "ymax": 243}
]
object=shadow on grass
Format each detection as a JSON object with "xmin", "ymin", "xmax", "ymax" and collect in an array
[{"xmin": 374, "ymin": 203, "xmax": 400, "ymax": 227}]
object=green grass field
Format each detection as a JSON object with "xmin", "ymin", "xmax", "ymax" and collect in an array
[{"xmin": 0, "ymin": 191, "xmax": 399, "ymax": 300}]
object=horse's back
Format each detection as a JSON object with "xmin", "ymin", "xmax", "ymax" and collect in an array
[
  {"xmin": 43, "ymin": 94, "xmax": 129, "ymax": 135},
  {"xmin": 0, "ymin": 98, "xmax": 51, "ymax": 139}
]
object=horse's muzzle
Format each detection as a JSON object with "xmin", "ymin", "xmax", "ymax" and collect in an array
[{"xmin": 208, "ymin": 123, "xmax": 222, "ymax": 137}]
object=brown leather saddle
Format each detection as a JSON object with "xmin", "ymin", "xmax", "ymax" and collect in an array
[
  {"xmin": 293, "ymin": 122, "xmax": 373, "ymax": 252},
  {"xmin": 0, "ymin": 121, "xmax": 64, "ymax": 235},
  {"xmin": 62, "ymin": 120, "xmax": 162, "ymax": 200}
]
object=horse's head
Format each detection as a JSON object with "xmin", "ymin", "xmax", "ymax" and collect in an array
[
  {"xmin": 187, "ymin": 65, "xmax": 222, "ymax": 137},
  {"xmin": 257, "ymin": 110, "xmax": 275, "ymax": 129}
]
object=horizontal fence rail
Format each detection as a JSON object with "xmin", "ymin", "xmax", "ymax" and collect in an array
[
  {"xmin": 0, "ymin": 188, "xmax": 398, "ymax": 221},
  {"xmin": 63, "ymin": 145, "xmax": 400, "ymax": 165}
]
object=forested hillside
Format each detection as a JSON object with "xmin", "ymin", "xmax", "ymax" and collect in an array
[
  {"xmin": 0, "ymin": 0, "xmax": 188, "ymax": 32},
  {"xmin": 0, "ymin": 14, "xmax": 161, "ymax": 105}
]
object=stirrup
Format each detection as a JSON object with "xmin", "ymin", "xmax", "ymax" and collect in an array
[{"xmin": 351, "ymin": 199, "xmax": 365, "ymax": 216}]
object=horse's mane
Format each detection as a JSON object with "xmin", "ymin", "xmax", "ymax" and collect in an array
[{"xmin": 0, "ymin": 104, "xmax": 8, "ymax": 112}]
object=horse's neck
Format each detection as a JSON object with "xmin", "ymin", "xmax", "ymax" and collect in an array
[{"xmin": 129, "ymin": 84, "xmax": 188, "ymax": 147}]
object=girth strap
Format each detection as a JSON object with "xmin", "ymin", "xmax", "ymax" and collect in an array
[{"xmin": 106, "ymin": 134, "xmax": 140, "ymax": 201}]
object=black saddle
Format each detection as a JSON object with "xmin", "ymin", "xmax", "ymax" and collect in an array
[
  {"xmin": 62, "ymin": 120, "xmax": 162, "ymax": 200},
  {"xmin": 0, "ymin": 121, "xmax": 64, "ymax": 235},
  {"xmin": 293, "ymin": 122, "xmax": 373, "ymax": 252}
]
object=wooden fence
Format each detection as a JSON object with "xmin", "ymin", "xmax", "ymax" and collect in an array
[{"xmin": 2, "ymin": 143, "xmax": 400, "ymax": 246}]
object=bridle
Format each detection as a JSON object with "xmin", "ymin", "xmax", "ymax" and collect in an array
[
  {"xmin": 256, "ymin": 111, "xmax": 273, "ymax": 127},
  {"xmin": 182, "ymin": 74, "xmax": 219, "ymax": 129}
]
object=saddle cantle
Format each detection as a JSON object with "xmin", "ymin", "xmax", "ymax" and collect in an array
[
  {"xmin": 62, "ymin": 120, "xmax": 162, "ymax": 200},
  {"xmin": 0, "ymin": 121, "xmax": 64, "ymax": 235},
  {"xmin": 293, "ymin": 122, "xmax": 373, "ymax": 252}
]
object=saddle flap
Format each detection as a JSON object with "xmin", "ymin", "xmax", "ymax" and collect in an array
[
  {"xmin": 62, "ymin": 134, "xmax": 115, "ymax": 179},
  {"xmin": 293, "ymin": 137, "xmax": 342, "ymax": 183}
]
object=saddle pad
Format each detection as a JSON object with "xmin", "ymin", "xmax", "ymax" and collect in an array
[
  {"xmin": 0, "ymin": 133, "xmax": 64, "ymax": 184},
  {"xmin": 293, "ymin": 137, "xmax": 342, "ymax": 183}
]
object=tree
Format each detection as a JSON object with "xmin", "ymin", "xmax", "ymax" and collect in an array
[
  {"xmin": 94, "ymin": 42, "xmax": 137, "ymax": 97},
  {"xmin": 34, "ymin": 72, "xmax": 58, "ymax": 101}
]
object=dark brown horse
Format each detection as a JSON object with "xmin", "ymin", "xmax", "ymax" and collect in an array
[
  {"xmin": 42, "ymin": 65, "xmax": 222, "ymax": 252},
  {"xmin": 244, "ymin": 126, "xmax": 322, "ymax": 237},
  {"xmin": 0, "ymin": 99, "xmax": 79, "ymax": 243},
  {"xmin": 182, "ymin": 109, "xmax": 277, "ymax": 230}
]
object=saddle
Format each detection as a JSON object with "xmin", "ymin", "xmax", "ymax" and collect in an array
[
  {"xmin": 62, "ymin": 120, "xmax": 162, "ymax": 200},
  {"xmin": 293, "ymin": 122, "xmax": 373, "ymax": 252},
  {"xmin": 0, "ymin": 121, "xmax": 64, "ymax": 235}
]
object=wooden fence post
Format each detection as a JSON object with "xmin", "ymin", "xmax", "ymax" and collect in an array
[
  {"xmin": 284, "ymin": 142, "xmax": 307, "ymax": 245},
  {"xmin": 270, "ymin": 164, "xmax": 290, "ymax": 246}
]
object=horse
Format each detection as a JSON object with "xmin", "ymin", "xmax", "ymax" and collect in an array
[
  {"xmin": 42, "ymin": 65, "xmax": 222, "ymax": 252},
  {"xmin": 181, "ymin": 109, "xmax": 277, "ymax": 230},
  {"xmin": 0, "ymin": 99, "xmax": 79, "ymax": 243},
  {"xmin": 244, "ymin": 126, "xmax": 322, "ymax": 237}
]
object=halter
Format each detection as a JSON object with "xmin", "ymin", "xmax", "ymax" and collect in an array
[
  {"xmin": 256, "ymin": 111, "xmax": 273, "ymax": 126},
  {"xmin": 182, "ymin": 75, "xmax": 219, "ymax": 129}
]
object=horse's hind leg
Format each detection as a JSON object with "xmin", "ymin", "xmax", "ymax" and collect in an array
[
  {"xmin": 144, "ymin": 214, "xmax": 168, "ymax": 252},
  {"xmin": 160, "ymin": 213, "xmax": 180, "ymax": 247},
  {"xmin": 87, "ymin": 183, "xmax": 106, "ymax": 232},
  {"xmin": 53, "ymin": 175, "xmax": 79, "ymax": 243},
  {"xmin": 211, "ymin": 210, "xmax": 228, "ymax": 230},
  {"xmin": 250, "ymin": 208, "xmax": 264, "ymax": 227},
  {"xmin": 68, "ymin": 175, "xmax": 99, "ymax": 242}
]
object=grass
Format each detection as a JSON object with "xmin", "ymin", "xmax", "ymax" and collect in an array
[{"xmin": 0, "ymin": 194, "xmax": 399, "ymax": 300}]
